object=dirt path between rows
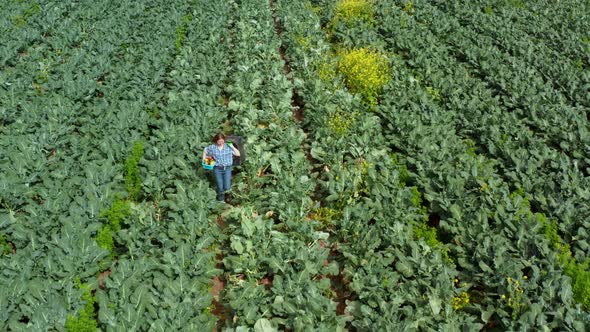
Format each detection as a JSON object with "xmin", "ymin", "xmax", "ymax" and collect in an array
[{"xmin": 212, "ymin": 214, "xmax": 228, "ymax": 332}]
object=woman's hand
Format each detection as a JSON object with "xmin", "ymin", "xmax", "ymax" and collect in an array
[{"xmin": 229, "ymin": 143, "xmax": 240, "ymax": 156}]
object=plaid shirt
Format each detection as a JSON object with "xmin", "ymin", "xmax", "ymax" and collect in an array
[{"xmin": 205, "ymin": 144, "xmax": 233, "ymax": 167}]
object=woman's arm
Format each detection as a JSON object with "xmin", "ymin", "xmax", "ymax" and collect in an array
[
  {"xmin": 229, "ymin": 143, "xmax": 240, "ymax": 156},
  {"xmin": 202, "ymin": 147, "xmax": 208, "ymax": 161}
]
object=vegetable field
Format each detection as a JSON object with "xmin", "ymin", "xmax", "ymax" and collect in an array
[{"xmin": 1, "ymin": 0, "xmax": 589, "ymax": 330}]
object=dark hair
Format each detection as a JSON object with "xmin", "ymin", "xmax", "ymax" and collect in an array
[{"xmin": 212, "ymin": 133, "xmax": 225, "ymax": 143}]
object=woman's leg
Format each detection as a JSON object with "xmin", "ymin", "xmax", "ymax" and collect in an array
[
  {"xmin": 223, "ymin": 166, "xmax": 232, "ymax": 192},
  {"xmin": 213, "ymin": 168, "xmax": 224, "ymax": 201}
]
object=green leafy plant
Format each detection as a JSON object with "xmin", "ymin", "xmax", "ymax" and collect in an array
[
  {"xmin": 96, "ymin": 225, "xmax": 114, "ymax": 253},
  {"xmin": 537, "ymin": 213, "xmax": 589, "ymax": 309},
  {"xmin": 65, "ymin": 283, "xmax": 98, "ymax": 332},
  {"xmin": 310, "ymin": 206, "xmax": 341, "ymax": 228},
  {"xmin": 146, "ymin": 106, "xmax": 160, "ymax": 119},
  {"xmin": 294, "ymin": 34, "xmax": 312, "ymax": 50},
  {"xmin": 175, "ymin": 14, "xmax": 193, "ymax": 51},
  {"xmin": 537, "ymin": 213, "xmax": 564, "ymax": 253},
  {"xmin": 96, "ymin": 196, "xmax": 130, "ymax": 255},
  {"xmin": 504, "ymin": 0, "xmax": 524, "ymax": 8},
  {"xmin": 316, "ymin": 56, "xmax": 338, "ymax": 85},
  {"xmin": 503, "ymin": 277, "xmax": 527, "ymax": 319},
  {"xmin": 402, "ymin": 1, "xmax": 414, "ymax": 14},
  {"xmin": 509, "ymin": 188, "xmax": 533, "ymax": 221},
  {"xmin": 36, "ymin": 60, "xmax": 51, "ymax": 84},
  {"xmin": 463, "ymin": 139, "xmax": 477, "ymax": 157},
  {"xmin": 425, "ymin": 86, "xmax": 441, "ymax": 102},
  {"xmin": 0, "ymin": 234, "xmax": 11, "ymax": 255},
  {"xmin": 563, "ymin": 260, "xmax": 590, "ymax": 309},
  {"xmin": 125, "ymin": 141, "xmax": 144, "ymax": 201},
  {"xmin": 12, "ymin": 2, "xmax": 40, "ymax": 27},
  {"xmin": 409, "ymin": 186, "xmax": 426, "ymax": 215},
  {"xmin": 100, "ymin": 196, "xmax": 131, "ymax": 232},
  {"xmin": 575, "ymin": 59, "xmax": 584, "ymax": 71},
  {"xmin": 413, "ymin": 222, "xmax": 451, "ymax": 261},
  {"xmin": 409, "ymin": 187, "xmax": 451, "ymax": 261},
  {"xmin": 355, "ymin": 158, "xmax": 372, "ymax": 195},
  {"xmin": 390, "ymin": 153, "xmax": 410, "ymax": 187}
]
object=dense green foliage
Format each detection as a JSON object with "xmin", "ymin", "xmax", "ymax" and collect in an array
[
  {"xmin": 539, "ymin": 213, "xmax": 590, "ymax": 310},
  {"xmin": 65, "ymin": 286, "xmax": 98, "ymax": 332},
  {"xmin": 95, "ymin": 225, "xmax": 114, "ymax": 252},
  {"xmin": 1, "ymin": 0, "xmax": 589, "ymax": 330},
  {"xmin": 175, "ymin": 14, "xmax": 193, "ymax": 52},
  {"xmin": 124, "ymin": 141, "xmax": 144, "ymax": 202},
  {"xmin": 564, "ymin": 260, "xmax": 590, "ymax": 310},
  {"xmin": 0, "ymin": 234, "xmax": 11, "ymax": 255},
  {"xmin": 99, "ymin": 196, "xmax": 130, "ymax": 233}
]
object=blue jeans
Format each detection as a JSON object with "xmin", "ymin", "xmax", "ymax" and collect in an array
[{"xmin": 213, "ymin": 165, "xmax": 232, "ymax": 201}]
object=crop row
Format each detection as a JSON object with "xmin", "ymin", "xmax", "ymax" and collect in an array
[
  {"xmin": 96, "ymin": 0, "xmax": 233, "ymax": 330},
  {"xmin": 214, "ymin": 0, "xmax": 345, "ymax": 329}
]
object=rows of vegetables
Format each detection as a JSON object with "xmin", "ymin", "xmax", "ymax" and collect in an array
[
  {"xmin": 275, "ymin": 0, "xmax": 478, "ymax": 329},
  {"xmin": 1, "ymin": 0, "xmax": 589, "ymax": 330},
  {"xmin": 274, "ymin": 0, "xmax": 590, "ymax": 330},
  {"xmin": 1, "ymin": 0, "xmax": 230, "ymax": 330},
  {"xmin": 216, "ymin": 0, "xmax": 347, "ymax": 328},
  {"xmin": 397, "ymin": 0, "xmax": 590, "ymax": 264}
]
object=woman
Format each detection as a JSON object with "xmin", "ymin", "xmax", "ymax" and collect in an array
[{"xmin": 202, "ymin": 133, "xmax": 240, "ymax": 202}]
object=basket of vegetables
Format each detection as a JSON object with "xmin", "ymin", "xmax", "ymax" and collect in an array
[{"xmin": 202, "ymin": 156, "xmax": 215, "ymax": 170}]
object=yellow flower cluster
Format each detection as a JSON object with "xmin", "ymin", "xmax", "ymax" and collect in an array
[
  {"xmin": 425, "ymin": 86, "xmax": 441, "ymax": 102},
  {"xmin": 354, "ymin": 159, "xmax": 372, "ymax": 195},
  {"xmin": 304, "ymin": 1, "xmax": 322, "ymax": 15},
  {"xmin": 327, "ymin": 109, "xmax": 356, "ymax": 136},
  {"xmin": 503, "ymin": 276, "xmax": 527, "ymax": 319},
  {"xmin": 294, "ymin": 34, "xmax": 311, "ymax": 50},
  {"xmin": 355, "ymin": 159, "xmax": 372, "ymax": 181},
  {"xmin": 317, "ymin": 59, "xmax": 337, "ymax": 84},
  {"xmin": 310, "ymin": 207, "xmax": 341, "ymax": 227},
  {"xmin": 334, "ymin": 0, "xmax": 374, "ymax": 23},
  {"xmin": 402, "ymin": 1, "xmax": 414, "ymax": 14},
  {"xmin": 452, "ymin": 291, "xmax": 470, "ymax": 311},
  {"xmin": 338, "ymin": 48, "xmax": 391, "ymax": 105}
]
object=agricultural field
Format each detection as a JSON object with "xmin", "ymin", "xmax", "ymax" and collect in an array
[{"xmin": 0, "ymin": 0, "xmax": 589, "ymax": 331}]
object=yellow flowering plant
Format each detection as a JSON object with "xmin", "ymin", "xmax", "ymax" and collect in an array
[
  {"xmin": 317, "ymin": 57, "xmax": 338, "ymax": 85},
  {"xmin": 309, "ymin": 206, "xmax": 341, "ymax": 228},
  {"xmin": 326, "ymin": 108, "xmax": 357, "ymax": 136},
  {"xmin": 452, "ymin": 291, "xmax": 470, "ymax": 311},
  {"xmin": 337, "ymin": 48, "xmax": 391, "ymax": 106},
  {"xmin": 333, "ymin": 0, "xmax": 374, "ymax": 24},
  {"xmin": 502, "ymin": 276, "xmax": 528, "ymax": 319}
]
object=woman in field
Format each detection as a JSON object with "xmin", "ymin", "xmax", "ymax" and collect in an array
[{"xmin": 202, "ymin": 133, "xmax": 240, "ymax": 202}]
